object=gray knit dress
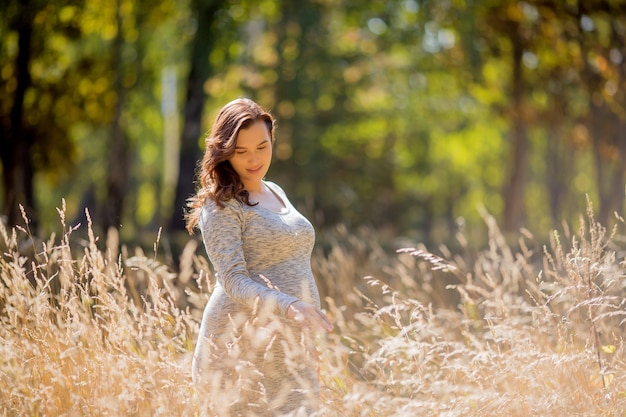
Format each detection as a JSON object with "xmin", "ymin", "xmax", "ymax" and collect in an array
[{"xmin": 193, "ymin": 181, "xmax": 322, "ymax": 416}]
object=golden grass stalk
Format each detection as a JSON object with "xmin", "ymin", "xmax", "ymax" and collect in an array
[{"xmin": 0, "ymin": 199, "xmax": 624, "ymax": 416}]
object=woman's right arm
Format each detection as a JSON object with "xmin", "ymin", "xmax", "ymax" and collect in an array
[{"xmin": 200, "ymin": 202, "xmax": 299, "ymax": 316}]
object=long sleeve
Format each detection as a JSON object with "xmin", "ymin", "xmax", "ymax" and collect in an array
[
  {"xmin": 199, "ymin": 200, "xmax": 299, "ymax": 316},
  {"xmin": 193, "ymin": 183, "xmax": 322, "ymax": 415}
]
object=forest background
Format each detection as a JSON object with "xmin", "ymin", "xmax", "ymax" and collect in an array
[
  {"xmin": 2, "ymin": 1, "xmax": 626, "ymax": 415},
  {"xmin": 2, "ymin": 0, "xmax": 626, "ymax": 250}
]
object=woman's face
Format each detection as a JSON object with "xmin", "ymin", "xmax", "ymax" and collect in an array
[{"xmin": 228, "ymin": 120, "xmax": 273, "ymax": 191}]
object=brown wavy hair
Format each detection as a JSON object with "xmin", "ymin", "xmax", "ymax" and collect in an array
[{"xmin": 185, "ymin": 98, "xmax": 275, "ymax": 234}]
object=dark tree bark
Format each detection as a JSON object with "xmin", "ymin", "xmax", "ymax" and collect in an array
[
  {"xmin": 601, "ymin": 20, "xmax": 626, "ymax": 223},
  {"xmin": 545, "ymin": 90, "xmax": 570, "ymax": 228},
  {"xmin": 169, "ymin": 0, "xmax": 225, "ymax": 232},
  {"xmin": 103, "ymin": 0, "xmax": 130, "ymax": 231},
  {"xmin": 575, "ymin": 2, "xmax": 626, "ymax": 225},
  {"xmin": 0, "ymin": 0, "xmax": 38, "ymax": 229},
  {"xmin": 613, "ymin": 125, "xmax": 626, "ymax": 217},
  {"xmin": 545, "ymin": 134, "xmax": 568, "ymax": 228},
  {"xmin": 502, "ymin": 20, "xmax": 529, "ymax": 232},
  {"xmin": 590, "ymin": 112, "xmax": 625, "ymax": 225}
]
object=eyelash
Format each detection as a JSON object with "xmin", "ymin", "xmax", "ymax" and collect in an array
[{"xmin": 236, "ymin": 145, "xmax": 267, "ymax": 155}]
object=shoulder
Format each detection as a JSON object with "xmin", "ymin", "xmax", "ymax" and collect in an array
[{"xmin": 199, "ymin": 197, "xmax": 244, "ymax": 228}]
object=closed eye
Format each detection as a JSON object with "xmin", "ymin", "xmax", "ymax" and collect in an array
[{"xmin": 234, "ymin": 138, "xmax": 270, "ymax": 155}]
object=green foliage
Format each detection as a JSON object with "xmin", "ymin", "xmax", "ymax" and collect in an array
[{"xmin": 1, "ymin": 0, "xmax": 625, "ymax": 245}]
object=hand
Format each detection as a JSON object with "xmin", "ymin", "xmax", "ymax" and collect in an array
[{"xmin": 287, "ymin": 301, "xmax": 334, "ymax": 333}]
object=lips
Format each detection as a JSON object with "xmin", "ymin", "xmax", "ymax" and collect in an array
[{"xmin": 247, "ymin": 165, "xmax": 263, "ymax": 174}]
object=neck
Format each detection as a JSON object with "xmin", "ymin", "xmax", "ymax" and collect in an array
[{"xmin": 245, "ymin": 180, "xmax": 264, "ymax": 194}]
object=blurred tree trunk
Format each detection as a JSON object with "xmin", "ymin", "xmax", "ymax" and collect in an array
[
  {"xmin": 590, "ymin": 112, "xmax": 625, "ymax": 224},
  {"xmin": 461, "ymin": 0, "xmax": 483, "ymax": 83},
  {"xmin": 170, "ymin": 0, "xmax": 225, "ymax": 232},
  {"xmin": 545, "ymin": 91, "xmax": 570, "ymax": 228},
  {"xmin": 576, "ymin": 2, "xmax": 626, "ymax": 225},
  {"xmin": 271, "ymin": 0, "xmax": 315, "ymax": 198},
  {"xmin": 104, "ymin": 0, "xmax": 130, "ymax": 231},
  {"xmin": 614, "ymin": 125, "xmax": 626, "ymax": 216},
  {"xmin": 545, "ymin": 134, "xmax": 569, "ymax": 228},
  {"xmin": 0, "ymin": 0, "xmax": 37, "ymax": 229},
  {"xmin": 502, "ymin": 19, "xmax": 529, "ymax": 233},
  {"xmin": 599, "ymin": 19, "xmax": 626, "ymax": 223}
]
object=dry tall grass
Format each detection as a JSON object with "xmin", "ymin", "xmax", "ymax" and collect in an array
[{"xmin": 0, "ymin": 199, "xmax": 624, "ymax": 416}]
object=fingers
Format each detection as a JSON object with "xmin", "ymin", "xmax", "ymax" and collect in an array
[
  {"xmin": 314, "ymin": 308, "xmax": 333, "ymax": 332},
  {"xmin": 288, "ymin": 301, "xmax": 333, "ymax": 333}
]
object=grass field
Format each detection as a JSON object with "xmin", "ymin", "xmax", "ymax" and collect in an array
[{"xmin": 1, "ymin": 200, "xmax": 625, "ymax": 416}]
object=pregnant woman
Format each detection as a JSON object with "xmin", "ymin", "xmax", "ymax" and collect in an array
[{"xmin": 185, "ymin": 98, "xmax": 333, "ymax": 416}]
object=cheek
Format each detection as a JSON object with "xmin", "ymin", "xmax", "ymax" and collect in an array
[{"xmin": 228, "ymin": 156, "xmax": 244, "ymax": 170}]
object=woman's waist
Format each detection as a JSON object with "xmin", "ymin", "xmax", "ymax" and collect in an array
[{"xmin": 247, "ymin": 266, "xmax": 315, "ymax": 288}]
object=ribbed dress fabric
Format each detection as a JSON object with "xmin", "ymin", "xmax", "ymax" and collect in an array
[{"xmin": 193, "ymin": 181, "xmax": 321, "ymax": 416}]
